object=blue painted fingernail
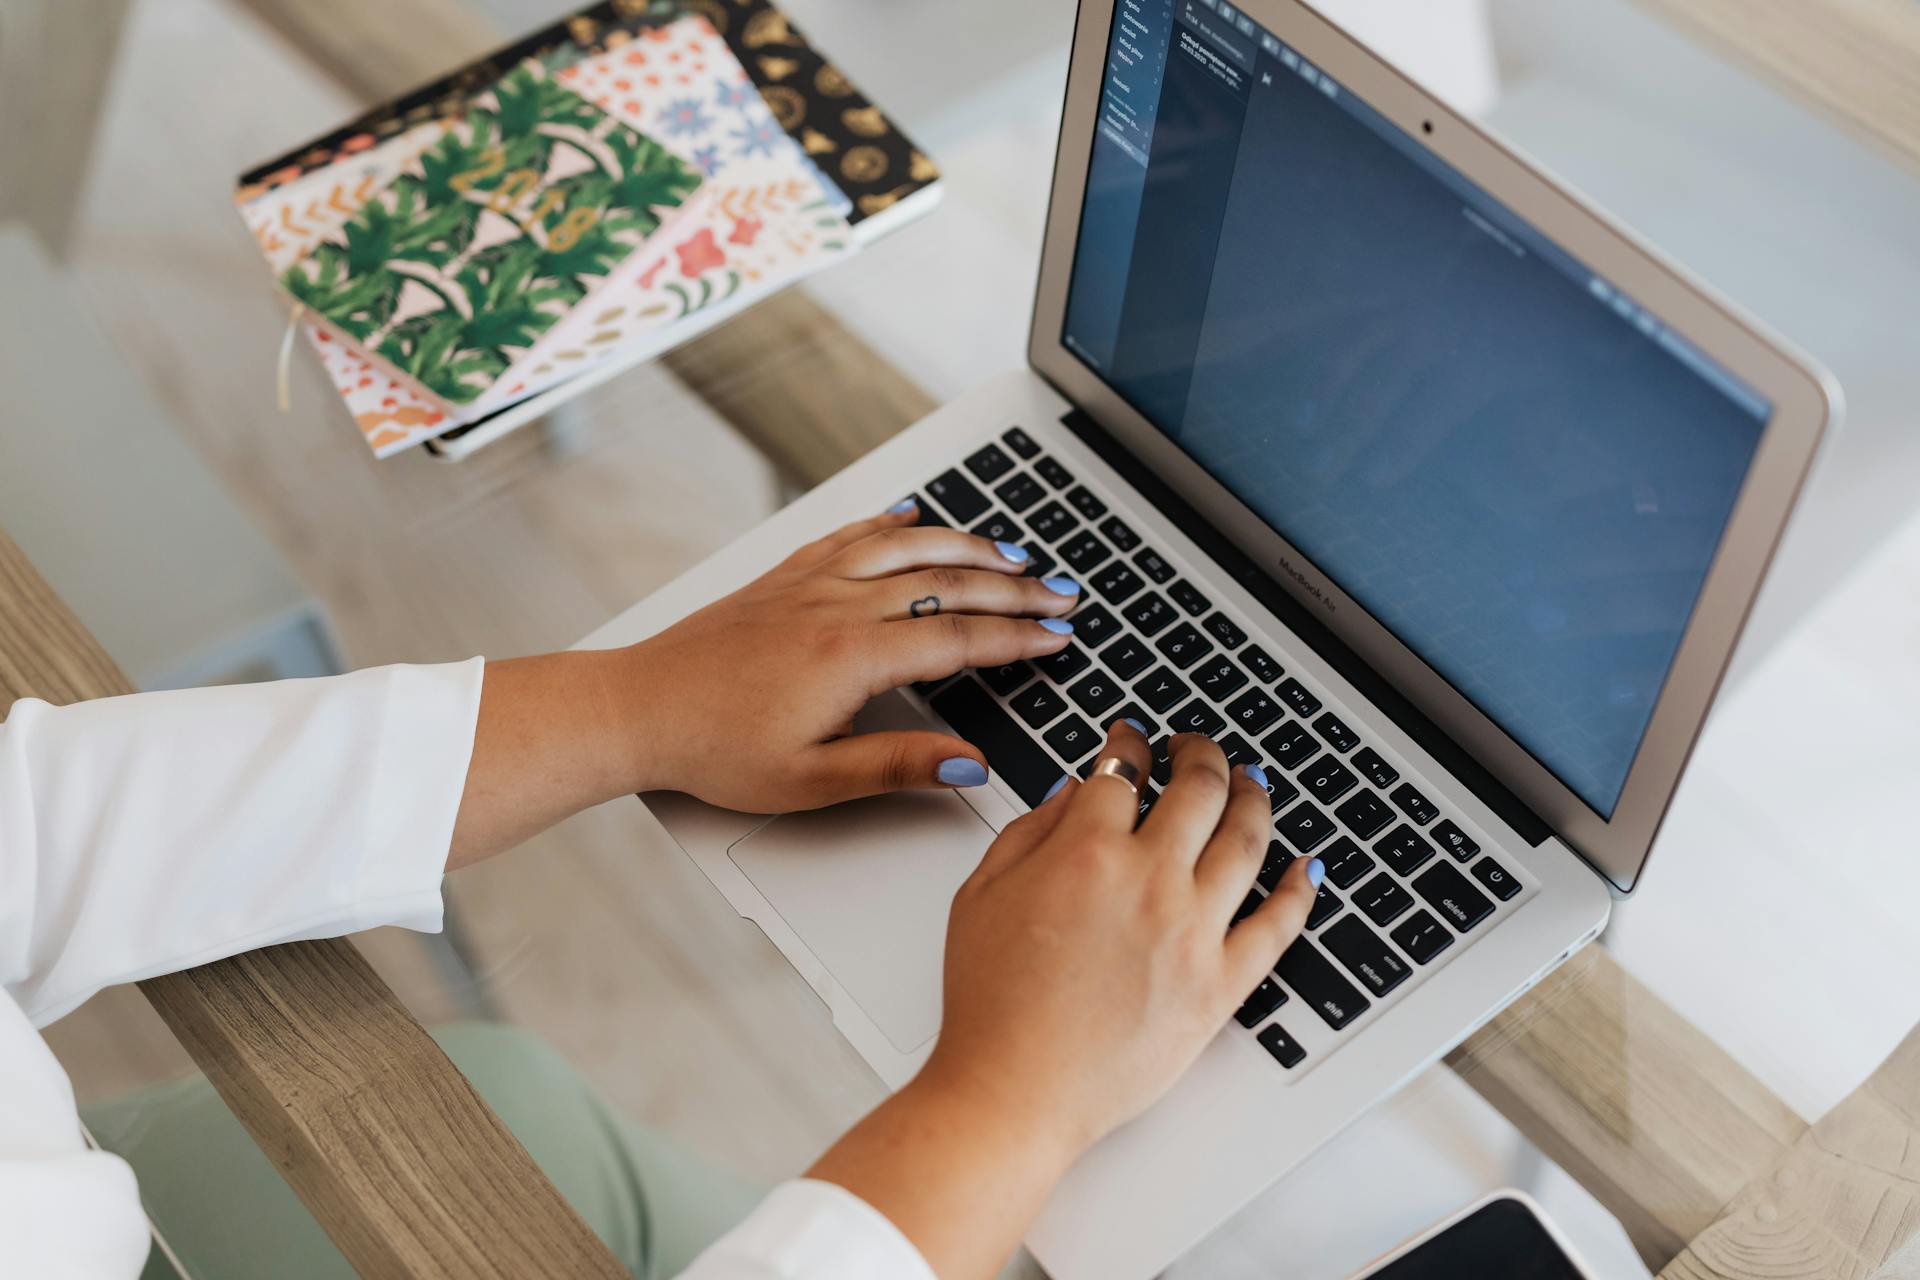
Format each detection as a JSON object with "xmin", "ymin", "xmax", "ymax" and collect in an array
[
  {"xmin": 887, "ymin": 498, "xmax": 918, "ymax": 514},
  {"xmin": 1042, "ymin": 576, "xmax": 1080, "ymax": 596},
  {"xmin": 1307, "ymin": 858, "xmax": 1326, "ymax": 889},
  {"xmin": 1123, "ymin": 717, "xmax": 1148, "ymax": 735},
  {"xmin": 1038, "ymin": 617, "xmax": 1074, "ymax": 635},
  {"xmin": 996, "ymin": 540, "xmax": 1030, "ymax": 563},
  {"xmin": 1043, "ymin": 774, "xmax": 1070, "ymax": 801},
  {"xmin": 1242, "ymin": 763, "xmax": 1269, "ymax": 789},
  {"xmin": 937, "ymin": 757, "xmax": 988, "ymax": 787}
]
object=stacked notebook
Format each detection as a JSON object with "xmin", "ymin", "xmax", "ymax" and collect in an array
[{"xmin": 235, "ymin": 0, "xmax": 940, "ymax": 459}]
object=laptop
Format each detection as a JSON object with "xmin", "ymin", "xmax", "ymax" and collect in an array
[{"xmin": 579, "ymin": 1, "xmax": 1838, "ymax": 1275}]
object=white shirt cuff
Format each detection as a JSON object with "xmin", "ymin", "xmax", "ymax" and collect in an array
[{"xmin": 679, "ymin": 1179, "xmax": 937, "ymax": 1280}]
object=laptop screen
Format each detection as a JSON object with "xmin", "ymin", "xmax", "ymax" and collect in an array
[{"xmin": 1061, "ymin": 0, "xmax": 1772, "ymax": 818}]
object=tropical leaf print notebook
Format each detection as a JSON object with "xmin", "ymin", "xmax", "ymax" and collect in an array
[{"xmin": 279, "ymin": 64, "xmax": 705, "ymax": 415}]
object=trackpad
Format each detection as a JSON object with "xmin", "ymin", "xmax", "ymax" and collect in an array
[{"xmin": 728, "ymin": 790, "xmax": 993, "ymax": 1054}]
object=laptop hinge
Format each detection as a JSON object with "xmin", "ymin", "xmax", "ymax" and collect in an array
[{"xmin": 1060, "ymin": 407, "xmax": 1553, "ymax": 847}]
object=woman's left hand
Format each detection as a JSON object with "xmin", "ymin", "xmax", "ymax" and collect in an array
[{"xmin": 608, "ymin": 501, "xmax": 1084, "ymax": 813}]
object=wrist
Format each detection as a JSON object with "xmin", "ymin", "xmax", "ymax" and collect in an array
[
  {"xmin": 906, "ymin": 1050, "xmax": 1096, "ymax": 1179},
  {"xmin": 589, "ymin": 643, "xmax": 668, "ymax": 797}
]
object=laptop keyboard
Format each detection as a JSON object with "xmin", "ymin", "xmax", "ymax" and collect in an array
[{"xmin": 906, "ymin": 427, "xmax": 1534, "ymax": 1080}]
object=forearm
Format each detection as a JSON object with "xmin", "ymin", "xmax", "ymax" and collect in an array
[
  {"xmin": 806, "ymin": 1069, "xmax": 1082, "ymax": 1280},
  {"xmin": 448, "ymin": 649, "xmax": 652, "ymax": 869}
]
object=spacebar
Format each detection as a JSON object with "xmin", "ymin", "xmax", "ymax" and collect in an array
[{"xmin": 930, "ymin": 677, "xmax": 1061, "ymax": 809}]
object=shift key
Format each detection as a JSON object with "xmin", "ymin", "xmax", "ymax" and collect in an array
[{"xmin": 1275, "ymin": 938, "xmax": 1370, "ymax": 1030}]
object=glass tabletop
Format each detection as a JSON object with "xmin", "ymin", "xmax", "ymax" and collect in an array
[{"xmin": 17, "ymin": 0, "xmax": 1920, "ymax": 1275}]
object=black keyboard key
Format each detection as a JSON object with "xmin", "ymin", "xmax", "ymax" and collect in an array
[
  {"xmin": 964, "ymin": 443, "xmax": 1016, "ymax": 484},
  {"xmin": 1471, "ymin": 856, "xmax": 1521, "ymax": 901},
  {"xmin": 1355, "ymin": 872, "xmax": 1415, "ymax": 927},
  {"xmin": 908, "ymin": 495, "xmax": 948, "ymax": 528},
  {"xmin": 1090, "ymin": 561, "xmax": 1146, "ymax": 604},
  {"xmin": 970, "ymin": 512, "xmax": 1023, "ymax": 545},
  {"xmin": 1043, "ymin": 714, "xmax": 1100, "ymax": 762},
  {"xmin": 1306, "ymin": 886, "xmax": 1343, "ymax": 930},
  {"xmin": 1202, "ymin": 612, "xmax": 1247, "ymax": 649},
  {"xmin": 1263, "ymin": 770, "xmax": 1300, "ymax": 813},
  {"xmin": 1275, "ymin": 801, "xmax": 1337, "ymax": 853},
  {"xmin": 926, "ymin": 468, "xmax": 990, "ymax": 523},
  {"xmin": 1027, "ymin": 501, "xmax": 1079, "ymax": 542},
  {"xmin": 1035, "ymin": 455, "xmax": 1074, "ymax": 489},
  {"xmin": 1134, "ymin": 667, "xmax": 1192, "ymax": 714},
  {"xmin": 1313, "ymin": 712, "xmax": 1360, "ymax": 753},
  {"xmin": 1103, "ymin": 635, "xmax": 1155, "ymax": 681},
  {"xmin": 1002, "ymin": 426, "xmax": 1040, "ymax": 459},
  {"xmin": 1433, "ymin": 819, "xmax": 1480, "ymax": 862},
  {"xmin": 1236, "ymin": 977, "xmax": 1288, "ymax": 1028},
  {"xmin": 1333, "ymin": 788, "xmax": 1395, "ymax": 840},
  {"xmin": 1351, "ymin": 747, "xmax": 1399, "ymax": 790},
  {"xmin": 1256, "ymin": 1021, "xmax": 1308, "ymax": 1068},
  {"xmin": 1155, "ymin": 622, "xmax": 1213, "ymax": 669},
  {"xmin": 1020, "ymin": 542, "xmax": 1056, "ymax": 579},
  {"xmin": 1216, "ymin": 732, "xmax": 1259, "ymax": 768},
  {"xmin": 1135, "ymin": 783, "xmax": 1159, "ymax": 823},
  {"xmin": 1232, "ymin": 888, "xmax": 1262, "ymax": 924},
  {"xmin": 1257, "ymin": 841, "xmax": 1295, "ymax": 890},
  {"xmin": 1223, "ymin": 687, "xmax": 1283, "ymax": 736},
  {"xmin": 1190, "ymin": 656, "xmax": 1251, "ymax": 706},
  {"xmin": 1065, "ymin": 485, "xmax": 1108, "ymax": 521},
  {"xmin": 1413, "ymin": 862, "xmax": 1495, "ymax": 931},
  {"xmin": 1167, "ymin": 699, "xmax": 1228, "ymax": 738},
  {"xmin": 930, "ymin": 679, "xmax": 1060, "ymax": 807},
  {"xmin": 1322, "ymin": 915, "xmax": 1411, "ymax": 997},
  {"xmin": 1276, "ymin": 939, "xmax": 1369, "ymax": 1031},
  {"xmin": 1391, "ymin": 910, "xmax": 1455, "ymax": 965},
  {"xmin": 1169, "ymin": 579, "xmax": 1211, "ymax": 617},
  {"xmin": 979, "ymin": 659, "xmax": 1034, "ymax": 696},
  {"xmin": 1240, "ymin": 644, "xmax": 1284, "ymax": 685},
  {"xmin": 1298, "ymin": 754, "xmax": 1359, "ymax": 805},
  {"xmin": 1133, "ymin": 547, "xmax": 1175, "ymax": 583},
  {"xmin": 1070, "ymin": 602, "xmax": 1120, "ymax": 649},
  {"xmin": 1375, "ymin": 824, "xmax": 1436, "ymax": 877},
  {"xmin": 993, "ymin": 472, "xmax": 1045, "ymax": 513},
  {"xmin": 1319, "ymin": 836, "xmax": 1375, "ymax": 889},
  {"xmin": 1150, "ymin": 736, "xmax": 1173, "ymax": 785},
  {"xmin": 1059, "ymin": 530, "xmax": 1111, "ymax": 572},
  {"xmin": 1099, "ymin": 516, "xmax": 1140, "ymax": 552},
  {"xmin": 1008, "ymin": 680, "xmax": 1069, "ymax": 728},
  {"xmin": 1121, "ymin": 592, "xmax": 1176, "ymax": 636},
  {"xmin": 1112, "ymin": 702, "xmax": 1160, "ymax": 737},
  {"xmin": 1277, "ymin": 678, "xmax": 1321, "ymax": 718},
  {"xmin": 1068, "ymin": 671, "xmax": 1125, "ymax": 717},
  {"xmin": 1261, "ymin": 720, "xmax": 1321, "ymax": 771},
  {"xmin": 1035, "ymin": 644, "xmax": 1091, "ymax": 684},
  {"xmin": 1391, "ymin": 783, "xmax": 1440, "ymax": 826}
]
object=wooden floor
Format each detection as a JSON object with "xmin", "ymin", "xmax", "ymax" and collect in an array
[{"xmin": 38, "ymin": 0, "xmax": 885, "ymax": 1192}]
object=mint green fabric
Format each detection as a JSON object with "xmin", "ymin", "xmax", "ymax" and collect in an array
[{"xmin": 81, "ymin": 1023, "xmax": 764, "ymax": 1280}]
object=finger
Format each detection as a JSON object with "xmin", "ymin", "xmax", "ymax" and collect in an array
[
  {"xmin": 1136, "ymin": 734, "xmax": 1235, "ymax": 865},
  {"xmin": 1222, "ymin": 854, "xmax": 1321, "ymax": 996},
  {"xmin": 827, "ymin": 525, "xmax": 1040, "ymax": 581},
  {"xmin": 798, "ymin": 729, "xmax": 995, "ymax": 808},
  {"xmin": 877, "ymin": 566, "xmax": 1080, "ymax": 622},
  {"xmin": 784, "ymin": 501, "xmax": 923, "ymax": 572},
  {"xmin": 1058, "ymin": 718, "xmax": 1155, "ymax": 838},
  {"xmin": 1193, "ymin": 763, "xmax": 1278, "ymax": 902},
  {"xmin": 879, "ymin": 613, "xmax": 1075, "ymax": 688},
  {"xmin": 971, "ymin": 774, "xmax": 1076, "ymax": 885}
]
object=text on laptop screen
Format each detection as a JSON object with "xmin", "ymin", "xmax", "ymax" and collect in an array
[{"xmin": 1061, "ymin": 0, "xmax": 1772, "ymax": 818}]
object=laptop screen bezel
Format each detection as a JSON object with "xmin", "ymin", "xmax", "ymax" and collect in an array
[{"xmin": 1026, "ymin": 0, "xmax": 1836, "ymax": 892}]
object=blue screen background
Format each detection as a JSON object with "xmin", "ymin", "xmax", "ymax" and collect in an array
[{"xmin": 1063, "ymin": 4, "xmax": 1767, "ymax": 816}]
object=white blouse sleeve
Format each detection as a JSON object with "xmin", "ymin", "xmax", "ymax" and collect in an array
[
  {"xmin": 0, "ymin": 659, "xmax": 483, "ymax": 1026},
  {"xmin": 677, "ymin": 1180, "xmax": 938, "ymax": 1280}
]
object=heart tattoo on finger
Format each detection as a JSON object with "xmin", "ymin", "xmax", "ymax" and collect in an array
[{"xmin": 909, "ymin": 596, "xmax": 941, "ymax": 618}]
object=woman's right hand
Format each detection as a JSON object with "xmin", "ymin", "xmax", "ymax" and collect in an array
[
  {"xmin": 924, "ymin": 720, "xmax": 1323, "ymax": 1156},
  {"xmin": 808, "ymin": 720, "xmax": 1323, "ymax": 1279}
]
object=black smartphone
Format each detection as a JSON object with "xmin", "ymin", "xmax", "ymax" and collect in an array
[{"xmin": 1345, "ymin": 1191, "xmax": 1597, "ymax": 1279}]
